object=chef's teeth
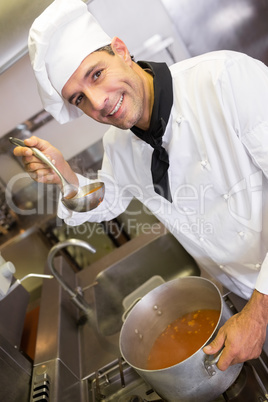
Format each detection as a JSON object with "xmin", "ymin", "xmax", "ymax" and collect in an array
[{"xmin": 110, "ymin": 95, "xmax": 123, "ymax": 115}]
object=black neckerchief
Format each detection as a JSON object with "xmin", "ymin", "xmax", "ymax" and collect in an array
[{"xmin": 131, "ymin": 61, "xmax": 173, "ymax": 202}]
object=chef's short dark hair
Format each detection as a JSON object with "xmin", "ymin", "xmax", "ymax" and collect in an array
[
  {"xmin": 95, "ymin": 44, "xmax": 115, "ymax": 55},
  {"xmin": 95, "ymin": 44, "xmax": 135, "ymax": 61}
]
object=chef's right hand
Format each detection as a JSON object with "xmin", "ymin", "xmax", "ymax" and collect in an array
[
  {"xmin": 203, "ymin": 289, "xmax": 268, "ymax": 370},
  {"xmin": 13, "ymin": 135, "xmax": 78, "ymax": 187}
]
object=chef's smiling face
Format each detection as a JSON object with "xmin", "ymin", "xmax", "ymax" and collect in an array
[{"xmin": 62, "ymin": 37, "xmax": 154, "ymax": 131}]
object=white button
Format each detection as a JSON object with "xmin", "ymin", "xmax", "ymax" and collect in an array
[
  {"xmin": 182, "ymin": 207, "xmax": 195, "ymax": 213},
  {"xmin": 238, "ymin": 231, "xmax": 245, "ymax": 237},
  {"xmin": 176, "ymin": 115, "xmax": 182, "ymax": 124},
  {"xmin": 255, "ymin": 263, "xmax": 261, "ymax": 269},
  {"xmin": 201, "ymin": 160, "xmax": 208, "ymax": 167},
  {"xmin": 223, "ymin": 194, "xmax": 230, "ymax": 200},
  {"xmin": 219, "ymin": 265, "xmax": 224, "ymax": 269},
  {"xmin": 199, "ymin": 237, "xmax": 204, "ymax": 242}
]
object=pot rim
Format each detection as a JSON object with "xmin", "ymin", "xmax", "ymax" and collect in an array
[{"xmin": 119, "ymin": 276, "xmax": 224, "ymax": 372}]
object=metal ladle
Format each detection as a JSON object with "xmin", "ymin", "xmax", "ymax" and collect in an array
[{"xmin": 9, "ymin": 137, "xmax": 105, "ymax": 212}]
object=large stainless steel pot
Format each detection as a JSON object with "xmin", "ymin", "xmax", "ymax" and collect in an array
[{"xmin": 119, "ymin": 276, "xmax": 243, "ymax": 402}]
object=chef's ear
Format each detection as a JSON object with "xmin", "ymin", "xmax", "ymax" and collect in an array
[{"xmin": 111, "ymin": 37, "xmax": 132, "ymax": 64}]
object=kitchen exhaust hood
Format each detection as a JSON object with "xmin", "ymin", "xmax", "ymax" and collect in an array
[{"xmin": 0, "ymin": 0, "xmax": 91, "ymax": 75}]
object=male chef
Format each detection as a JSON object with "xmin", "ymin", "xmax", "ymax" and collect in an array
[{"xmin": 14, "ymin": 0, "xmax": 268, "ymax": 371}]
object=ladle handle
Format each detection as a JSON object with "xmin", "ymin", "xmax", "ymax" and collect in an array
[{"xmin": 9, "ymin": 137, "xmax": 69, "ymax": 189}]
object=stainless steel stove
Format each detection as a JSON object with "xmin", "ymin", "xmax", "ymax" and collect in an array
[
  {"xmin": 86, "ymin": 358, "xmax": 161, "ymax": 401},
  {"xmin": 30, "ymin": 229, "xmax": 268, "ymax": 402},
  {"xmin": 85, "ymin": 354, "xmax": 268, "ymax": 402}
]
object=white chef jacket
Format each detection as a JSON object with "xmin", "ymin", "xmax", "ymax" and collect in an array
[{"xmin": 58, "ymin": 50, "xmax": 268, "ymax": 300}]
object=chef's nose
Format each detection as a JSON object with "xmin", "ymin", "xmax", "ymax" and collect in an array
[{"xmin": 84, "ymin": 87, "xmax": 107, "ymax": 111}]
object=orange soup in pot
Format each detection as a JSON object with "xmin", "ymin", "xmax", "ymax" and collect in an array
[{"xmin": 147, "ymin": 309, "xmax": 220, "ymax": 370}]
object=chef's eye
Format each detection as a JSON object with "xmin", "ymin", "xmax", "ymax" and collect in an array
[
  {"xmin": 93, "ymin": 70, "xmax": 102, "ymax": 80},
  {"xmin": 75, "ymin": 94, "xmax": 84, "ymax": 106}
]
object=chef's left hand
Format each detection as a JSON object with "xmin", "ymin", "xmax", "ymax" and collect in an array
[{"xmin": 203, "ymin": 289, "xmax": 268, "ymax": 371}]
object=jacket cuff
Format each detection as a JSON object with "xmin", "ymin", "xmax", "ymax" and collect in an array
[{"xmin": 255, "ymin": 253, "xmax": 268, "ymax": 295}]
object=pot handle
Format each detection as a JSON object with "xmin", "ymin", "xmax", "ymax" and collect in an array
[
  {"xmin": 204, "ymin": 349, "xmax": 224, "ymax": 376},
  {"xmin": 122, "ymin": 298, "xmax": 142, "ymax": 322}
]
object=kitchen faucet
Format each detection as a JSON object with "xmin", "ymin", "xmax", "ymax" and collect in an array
[{"xmin": 47, "ymin": 238, "xmax": 96, "ymax": 316}]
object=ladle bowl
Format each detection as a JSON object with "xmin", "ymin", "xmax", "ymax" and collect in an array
[
  {"xmin": 62, "ymin": 181, "xmax": 105, "ymax": 212},
  {"xmin": 9, "ymin": 137, "xmax": 105, "ymax": 212}
]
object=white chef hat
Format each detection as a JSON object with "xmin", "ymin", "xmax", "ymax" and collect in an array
[{"xmin": 28, "ymin": 0, "xmax": 111, "ymax": 124}]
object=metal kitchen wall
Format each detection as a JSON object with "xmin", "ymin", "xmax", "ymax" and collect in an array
[
  {"xmin": 161, "ymin": 0, "xmax": 268, "ymax": 64},
  {"xmin": 88, "ymin": 0, "xmax": 190, "ymax": 63}
]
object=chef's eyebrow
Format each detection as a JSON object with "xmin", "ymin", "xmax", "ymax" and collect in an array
[{"xmin": 67, "ymin": 63, "xmax": 100, "ymax": 104}]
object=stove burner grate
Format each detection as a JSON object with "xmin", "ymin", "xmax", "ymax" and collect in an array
[{"xmin": 86, "ymin": 353, "xmax": 268, "ymax": 402}]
